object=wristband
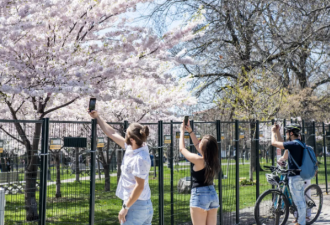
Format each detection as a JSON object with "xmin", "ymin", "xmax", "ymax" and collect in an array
[
  {"xmin": 189, "ymin": 131, "xmax": 193, "ymax": 134},
  {"xmin": 122, "ymin": 204, "xmax": 129, "ymax": 210}
]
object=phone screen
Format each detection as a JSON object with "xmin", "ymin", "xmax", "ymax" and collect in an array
[
  {"xmin": 89, "ymin": 98, "xmax": 96, "ymax": 112},
  {"xmin": 184, "ymin": 116, "xmax": 189, "ymax": 125}
]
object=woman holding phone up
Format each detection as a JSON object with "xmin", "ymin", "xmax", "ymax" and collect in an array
[
  {"xmin": 179, "ymin": 120, "xmax": 220, "ymax": 225},
  {"xmin": 88, "ymin": 110, "xmax": 153, "ymax": 225}
]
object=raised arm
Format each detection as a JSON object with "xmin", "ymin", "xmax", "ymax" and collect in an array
[
  {"xmin": 179, "ymin": 122, "xmax": 202, "ymax": 165},
  {"xmin": 185, "ymin": 120, "xmax": 202, "ymax": 155},
  {"xmin": 271, "ymin": 125, "xmax": 285, "ymax": 150},
  {"xmin": 88, "ymin": 110, "xmax": 125, "ymax": 149},
  {"xmin": 275, "ymin": 125, "xmax": 284, "ymax": 142}
]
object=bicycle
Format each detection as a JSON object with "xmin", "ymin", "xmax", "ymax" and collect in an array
[{"xmin": 254, "ymin": 165, "xmax": 323, "ymax": 225}]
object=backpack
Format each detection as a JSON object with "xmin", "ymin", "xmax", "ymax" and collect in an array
[{"xmin": 288, "ymin": 140, "xmax": 318, "ymax": 180}]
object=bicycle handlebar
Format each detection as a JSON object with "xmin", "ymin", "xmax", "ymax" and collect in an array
[{"xmin": 264, "ymin": 165, "xmax": 301, "ymax": 175}]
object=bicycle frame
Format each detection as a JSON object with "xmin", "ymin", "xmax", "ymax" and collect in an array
[
  {"xmin": 272, "ymin": 170, "xmax": 298, "ymax": 216},
  {"xmin": 275, "ymin": 169, "xmax": 314, "ymax": 218},
  {"xmin": 279, "ymin": 175, "xmax": 294, "ymax": 207}
]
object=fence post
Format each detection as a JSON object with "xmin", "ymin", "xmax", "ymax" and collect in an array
[
  {"xmin": 271, "ymin": 119, "xmax": 275, "ymax": 166},
  {"xmin": 302, "ymin": 120, "xmax": 305, "ymax": 142},
  {"xmin": 216, "ymin": 120, "xmax": 223, "ymax": 225},
  {"xmin": 0, "ymin": 188, "xmax": 4, "ymax": 225},
  {"xmin": 283, "ymin": 119, "xmax": 286, "ymax": 142},
  {"xmin": 190, "ymin": 120, "xmax": 194, "ymax": 191},
  {"xmin": 89, "ymin": 119, "xmax": 97, "ymax": 225},
  {"xmin": 170, "ymin": 121, "xmax": 174, "ymax": 225},
  {"xmin": 256, "ymin": 120, "xmax": 260, "ymax": 200},
  {"xmin": 312, "ymin": 121, "xmax": 318, "ymax": 185},
  {"xmin": 322, "ymin": 122, "xmax": 328, "ymax": 194},
  {"xmin": 235, "ymin": 120, "xmax": 240, "ymax": 225},
  {"xmin": 158, "ymin": 121, "xmax": 164, "ymax": 225},
  {"xmin": 39, "ymin": 118, "xmax": 49, "ymax": 225},
  {"xmin": 271, "ymin": 119, "xmax": 276, "ymax": 190}
]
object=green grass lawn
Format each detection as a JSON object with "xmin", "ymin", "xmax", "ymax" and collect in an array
[
  {"xmin": 13, "ymin": 164, "xmax": 117, "ymax": 183},
  {"xmin": 4, "ymin": 158, "xmax": 330, "ymax": 225}
]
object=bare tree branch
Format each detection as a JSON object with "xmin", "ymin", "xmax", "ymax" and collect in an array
[
  {"xmin": 41, "ymin": 97, "xmax": 79, "ymax": 118},
  {"xmin": 0, "ymin": 126, "xmax": 24, "ymax": 144}
]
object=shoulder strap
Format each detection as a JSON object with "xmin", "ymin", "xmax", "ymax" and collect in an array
[
  {"xmin": 288, "ymin": 152, "xmax": 300, "ymax": 168},
  {"xmin": 293, "ymin": 139, "xmax": 306, "ymax": 149}
]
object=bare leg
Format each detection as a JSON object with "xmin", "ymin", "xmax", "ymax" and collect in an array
[
  {"xmin": 206, "ymin": 208, "xmax": 218, "ymax": 225},
  {"xmin": 190, "ymin": 207, "xmax": 208, "ymax": 225}
]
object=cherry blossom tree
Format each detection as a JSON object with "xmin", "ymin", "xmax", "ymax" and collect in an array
[
  {"xmin": 0, "ymin": 0, "xmax": 202, "ymax": 220},
  {"xmin": 49, "ymin": 77, "xmax": 197, "ymax": 192}
]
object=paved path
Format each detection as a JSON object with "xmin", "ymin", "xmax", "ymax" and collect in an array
[
  {"xmin": 220, "ymin": 189, "xmax": 330, "ymax": 225},
  {"xmin": 292, "ymin": 192, "xmax": 330, "ymax": 225}
]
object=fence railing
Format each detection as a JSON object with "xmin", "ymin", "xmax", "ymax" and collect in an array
[{"xmin": 0, "ymin": 118, "xmax": 329, "ymax": 225}]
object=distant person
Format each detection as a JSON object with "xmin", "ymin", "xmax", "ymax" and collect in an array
[
  {"xmin": 6, "ymin": 159, "xmax": 11, "ymax": 172},
  {"xmin": 179, "ymin": 119, "xmax": 220, "ymax": 225},
  {"xmin": 89, "ymin": 110, "xmax": 152, "ymax": 225},
  {"xmin": 272, "ymin": 124, "xmax": 307, "ymax": 225}
]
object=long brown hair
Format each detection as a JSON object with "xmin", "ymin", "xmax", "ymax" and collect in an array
[
  {"xmin": 125, "ymin": 123, "xmax": 149, "ymax": 147},
  {"xmin": 200, "ymin": 135, "xmax": 220, "ymax": 184}
]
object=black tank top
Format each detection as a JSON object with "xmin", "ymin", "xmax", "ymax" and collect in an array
[{"xmin": 192, "ymin": 167, "xmax": 209, "ymax": 188}]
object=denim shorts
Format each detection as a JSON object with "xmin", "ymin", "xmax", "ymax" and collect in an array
[
  {"xmin": 190, "ymin": 185, "xmax": 220, "ymax": 211},
  {"xmin": 123, "ymin": 199, "xmax": 153, "ymax": 225}
]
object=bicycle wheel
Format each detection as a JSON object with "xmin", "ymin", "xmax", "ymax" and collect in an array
[
  {"xmin": 305, "ymin": 184, "xmax": 323, "ymax": 224},
  {"xmin": 254, "ymin": 189, "xmax": 289, "ymax": 225}
]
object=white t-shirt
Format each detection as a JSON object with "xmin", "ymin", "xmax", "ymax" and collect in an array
[{"xmin": 116, "ymin": 143, "xmax": 151, "ymax": 203}]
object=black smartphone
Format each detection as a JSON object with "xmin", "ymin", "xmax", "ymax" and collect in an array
[
  {"xmin": 89, "ymin": 98, "xmax": 96, "ymax": 112},
  {"xmin": 184, "ymin": 116, "xmax": 189, "ymax": 126}
]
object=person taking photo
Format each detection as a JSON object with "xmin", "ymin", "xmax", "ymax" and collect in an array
[
  {"xmin": 271, "ymin": 123, "xmax": 306, "ymax": 225},
  {"xmin": 89, "ymin": 110, "xmax": 153, "ymax": 225},
  {"xmin": 179, "ymin": 120, "xmax": 220, "ymax": 225}
]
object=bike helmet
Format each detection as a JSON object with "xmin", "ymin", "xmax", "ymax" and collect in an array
[
  {"xmin": 266, "ymin": 174, "xmax": 280, "ymax": 186},
  {"xmin": 284, "ymin": 123, "xmax": 301, "ymax": 136}
]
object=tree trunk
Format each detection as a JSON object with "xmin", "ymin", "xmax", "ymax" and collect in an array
[
  {"xmin": 249, "ymin": 121, "xmax": 264, "ymax": 181},
  {"xmin": 75, "ymin": 147, "xmax": 79, "ymax": 182},
  {"xmin": 24, "ymin": 122, "xmax": 41, "ymax": 221},
  {"xmin": 55, "ymin": 152, "xmax": 61, "ymax": 198},
  {"xmin": 97, "ymin": 157, "xmax": 101, "ymax": 180},
  {"xmin": 99, "ymin": 144, "xmax": 116, "ymax": 192},
  {"xmin": 104, "ymin": 164, "xmax": 110, "ymax": 191}
]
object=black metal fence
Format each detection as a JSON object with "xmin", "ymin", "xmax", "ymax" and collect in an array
[{"xmin": 1, "ymin": 119, "xmax": 329, "ymax": 225}]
